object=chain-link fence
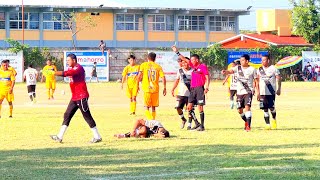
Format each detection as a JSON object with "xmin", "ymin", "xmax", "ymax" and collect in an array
[{"xmin": 47, "ymin": 49, "xmax": 224, "ymax": 81}]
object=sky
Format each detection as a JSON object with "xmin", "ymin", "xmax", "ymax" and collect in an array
[{"xmin": 239, "ymin": 0, "xmax": 293, "ymax": 30}]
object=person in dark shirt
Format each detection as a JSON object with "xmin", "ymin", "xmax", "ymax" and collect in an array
[{"xmin": 50, "ymin": 53, "xmax": 102, "ymax": 143}]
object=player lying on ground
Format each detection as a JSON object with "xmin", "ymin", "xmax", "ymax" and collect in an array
[{"xmin": 114, "ymin": 119, "xmax": 170, "ymax": 138}]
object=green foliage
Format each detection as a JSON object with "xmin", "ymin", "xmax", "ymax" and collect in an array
[
  {"xmin": 4, "ymin": 38, "xmax": 62, "ymax": 69},
  {"xmin": 191, "ymin": 44, "xmax": 228, "ymax": 68},
  {"xmin": 290, "ymin": 0, "xmax": 320, "ymax": 45},
  {"xmin": 267, "ymin": 45, "xmax": 309, "ymax": 64}
]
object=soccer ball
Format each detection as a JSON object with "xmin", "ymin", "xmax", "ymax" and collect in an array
[{"xmin": 61, "ymin": 90, "xmax": 65, "ymax": 95}]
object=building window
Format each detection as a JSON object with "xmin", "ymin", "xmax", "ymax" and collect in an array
[
  {"xmin": 147, "ymin": 14, "xmax": 174, "ymax": 31},
  {"xmin": 9, "ymin": 12, "xmax": 39, "ymax": 29},
  {"xmin": 116, "ymin": 14, "xmax": 143, "ymax": 31},
  {"xmin": 178, "ymin": 15, "xmax": 205, "ymax": 31},
  {"xmin": 0, "ymin": 12, "xmax": 5, "ymax": 29},
  {"xmin": 209, "ymin": 16, "xmax": 235, "ymax": 32},
  {"xmin": 43, "ymin": 12, "xmax": 71, "ymax": 30}
]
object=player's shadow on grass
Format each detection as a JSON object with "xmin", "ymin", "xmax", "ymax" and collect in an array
[{"xmin": 0, "ymin": 143, "xmax": 320, "ymax": 179}]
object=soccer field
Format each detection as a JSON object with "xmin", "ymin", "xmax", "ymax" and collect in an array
[{"xmin": 0, "ymin": 81, "xmax": 319, "ymax": 179}]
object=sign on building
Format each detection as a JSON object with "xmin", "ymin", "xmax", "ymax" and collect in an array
[
  {"xmin": 152, "ymin": 51, "xmax": 190, "ymax": 81},
  {"xmin": 64, "ymin": 51, "xmax": 109, "ymax": 82},
  {"xmin": 227, "ymin": 51, "xmax": 268, "ymax": 68},
  {"xmin": 0, "ymin": 50, "xmax": 24, "ymax": 82}
]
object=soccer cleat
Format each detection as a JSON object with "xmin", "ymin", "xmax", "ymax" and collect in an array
[
  {"xmin": 50, "ymin": 135, "xmax": 62, "ymax": 143},
  {"xmin": 244, "ymin": 122, "xmax": 249, "ymax": 130},
  {"xmin": 9, "ymin": 116, "xmax": 12, "ymax": 118},
  {"xmin": 196, "ymin": 126, "xmax": 205, "ymax": 131},
  {"xmin": 187, "ymin": 126, "xmax": 192, "ymax": 130},
  {"xmin": 180, "ymin": 120, "xmax": 186, "ymax": 129},
  {"xmin": 271, "ymin": 120, "xmax": 277, "ymax": 129},
  {"xmin": 265, "ymin": 124, "xmax": 271, "ymax": 130},
  {"xmin": 245, "ymin": 126, "xmax": 251, "ymax": 132},
  {"xmin": 191, "ymin": 123, "xmax": 201, "ymax": 130},
  {"xmin": 51, "ymin": 96, "xmax": 54, "ymax": 100},
  {"xmin": 130, "ymin": 112, "xmax": 136, "ymax": 115},
  {"xmin": 90, "ymin": 138, "xmax": 102, "ymax": 143}
]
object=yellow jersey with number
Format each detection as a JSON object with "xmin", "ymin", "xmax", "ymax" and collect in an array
[
  {"xmin": 122, "ymin": 64, "xmax": 140, "ymax": 89},
  {"xmin": 140, "ymin": 61, "xmax": 164, "ymax": 93},
  {"xmin": 0, "ymin": 69, "xmax": 15, "ymax": 92},
  {"xmin": 42, "ymin": 65, "xmax": 57, "ymax": 81}
]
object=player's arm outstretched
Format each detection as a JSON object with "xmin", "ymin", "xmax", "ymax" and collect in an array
[
  {"xmin": 221, "ymin": 69, "xmax": 234, "ymax": 75},
  {"xmin": 171, "ymin": 45, "xmax": 190, "ymax": 64}
]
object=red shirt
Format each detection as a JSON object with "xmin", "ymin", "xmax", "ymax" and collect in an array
[{"xmin": 63, "ymin": 64, "xmax": 89, "ymax": 101}]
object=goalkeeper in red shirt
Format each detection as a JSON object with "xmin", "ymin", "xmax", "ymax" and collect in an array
[{"xmin": 50, "ymin": 53, "xmax": 102, "ymax": 143}]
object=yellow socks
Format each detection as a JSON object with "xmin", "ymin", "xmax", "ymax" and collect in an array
[
  {"xmin": 152, "ymin": 111, "xmax": 156, "ymax": 120},
  {"xmin": 51, "ymin": 89, "xmax": 55, "ymax": 98},
  {"xmin": 47, "ymin": 89, "xmax": 51, "ymax": 99},
  {"xmin": 145, "ymin": 110, "xmax": 152, "ymax": 120},
  {"xmin": 9, "ymin": 105, "xmax": 13, "ymax": 117},
  {"xmin": 132, "ymin": 101, "xmax": 136, "ymax": 113}
]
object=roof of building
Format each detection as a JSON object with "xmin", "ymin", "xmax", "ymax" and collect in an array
[
  {"xmin": 1, "ymin": 0, "xmax": 251, "ymax": 12},
  {"xmin": 217, "ymin": 33, "xmax": 312, "ymax": 46}
]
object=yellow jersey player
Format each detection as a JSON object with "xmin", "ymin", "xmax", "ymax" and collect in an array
[
  {"xmin": 41, "ymin": 59, "xmax": 57, "ymax": 100},
  {"xmin": 0, "ymin": 60, "xmax": 15, "ymax": 118},
  {"xmin": 138, "ymin": 52, "xmax": 166, "ymax": 120},
  {"xmin": 121, "ymin": 55, "xmax": 140, "ymax": 115},
  {"xmin": 3, "ymin": 60, "xmax": 17, "ymax": 77}
]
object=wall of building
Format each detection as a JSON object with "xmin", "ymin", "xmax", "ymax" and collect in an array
[
  {"xmin": 0, "ymin": 8, "xmax": 242, "ymax": 49},
  {"xmin": 256, "ymin": 9, "xmax": 291, "ymax": 34}
]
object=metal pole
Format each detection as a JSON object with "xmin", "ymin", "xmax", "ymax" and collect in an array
[{"xmin": 22, "ymin": 0, "xmax": 24, "ymax": 44}]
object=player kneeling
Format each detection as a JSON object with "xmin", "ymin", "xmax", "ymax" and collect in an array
[{"xmin": 114, "ymin": 119, "xmax": 170, "ymax": 138}]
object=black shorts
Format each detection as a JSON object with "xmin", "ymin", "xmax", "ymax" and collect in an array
[
  {"xmin": 27, "ymin": 85, "xmax": 36, "ymax": 93},
  {"xmin": 175, "ymin": 96, "xmax": 188, "ymax": 109},
  {"xmin": 92, "ymin": 72, "xmax": 97, "ymax": 77},
  {"xmin": 260, "ymin": 95, "xmax": 275, "ymax": 109},
  {"xmin": 188, "ymin": 86, "xmax": 205, "ymax": 106},
  {"xmin": 236, "ymin": 93, "xmax": 253, "ymax": 109},
  {"xmin": 230, "ymin": 90, "xmax": 237, "ymax": 99}
]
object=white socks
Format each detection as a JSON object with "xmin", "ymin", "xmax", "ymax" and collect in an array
[
  {"xmin": 57, "ymin": 125, "xmax": 68, "ymax": 139},
  {"xmin": 91, "ymin": 126, "xmax": 102, "ymax": 139}
]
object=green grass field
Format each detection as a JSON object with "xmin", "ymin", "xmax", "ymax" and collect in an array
[{"xmin": 0, "ymin": 81, "xmax": 320, "ymax": 179}]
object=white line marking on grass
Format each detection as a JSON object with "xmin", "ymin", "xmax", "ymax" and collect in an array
[{"xmin": 91, "ymin": 165, "xmax": 316, "ymax": 180}]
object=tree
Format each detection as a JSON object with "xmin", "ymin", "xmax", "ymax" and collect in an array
[
  {"xmin": 56, "ymin": 11, "xmax": 98, "ymax": 50},
  {"xmin": 290, "ymin": 0, "xmax": 320, "ymax": 45}
]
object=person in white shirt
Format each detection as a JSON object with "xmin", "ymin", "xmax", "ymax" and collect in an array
[
  {"xmin": 222, "ymin": 54, "xmax": 259, "ymax": 131},
  {"xmin": 171, "ymin": 59, "xmax": 198, "ymax": 130},
  {"xmin": 257, "ymin": 55, "xmax": 281, "ymax": 130},
  {"xmin": 23, "ymin": 64, "xmax": 38, "ymax": 102},
  {"xmin": 114, "ymin": 118, "xmax": 170, "ymax": 138}
]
